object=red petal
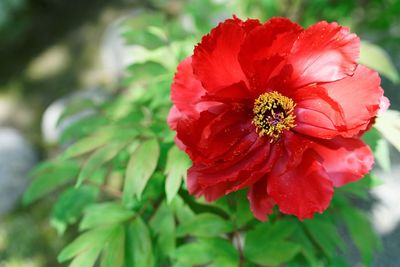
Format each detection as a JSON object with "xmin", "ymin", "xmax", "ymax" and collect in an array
[
  {"xmin": 248, "ymin": 177, "xmax": 276, "ymax": 221},
  {"xmin": 268, "ymin": 150, "xmax": 334, "ymax": 219},
  {"xmin": 238, "ymin": 18, "xmax": 302, "ymax": 92},
  {"xmin": 176, "ymin": 106, "xmax": 253, "ymax": 164},
  {"xmin": 322, "ymin": 65, "xmax": 384, "ymax": 136},
  {"xmin": 192, "ymin": 18, "xmax": 258, "ymax": 93},
  {"xmin": 171, "ymin": 57, "xmax": 211, "ymax": 118},
  {"xmin": 188, "ymin": 136, "xmax": 282, "ymax": 201},
  {"xmin": 292, "ymin": 85, "xmax": 346, "ymax": 139},
  {"xmin": 288, "ymin": 21, "xmax": 359, "ymax": 87},
  {"xmin": 310, "ymin": 137, "xmax": 374, "ymax": 187}
]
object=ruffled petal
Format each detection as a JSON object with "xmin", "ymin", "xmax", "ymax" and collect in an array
[
  {"xmin": 268, "ymin": 150, "xmax": 334, "ymax": 219},
  {"xmin": 188, "ymin": 136, "xmax": 282, "ymax": 201},
  {"xmin": 288, "ymin": 21, "xmax": 359, "ymax": 87},
  {"xmin": 238, "ymin": 18, "xmax": 302, "ymax": 93},
  {"xmin": 291, "ymin": 85, "xmax": 346, "ymax": 139},
  {"xmin": 248, "ymin": 177, "xmax": 276, "ymax": 221},
  {"xmin": 171, "ymin": 57, "xmax": 218, "ymax": 118},
  {"xmin": 176, "ymin": 106, "xmax": 253, "ymax": 164},
  {"xmin": 310, "ymin": 137, "xmax": 374, "ymax": 187},
  {"xmin": 192, "ymin": 17, "xmax": 259, "ymax": 93},
  {"xmin": 322, "ymin": 65, "xmax": 384, "ymax": 136}
]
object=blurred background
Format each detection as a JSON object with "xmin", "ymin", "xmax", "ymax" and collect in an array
[{"xmin": 0, "ymin": 0, "xmax": 399, "ymax": 266}]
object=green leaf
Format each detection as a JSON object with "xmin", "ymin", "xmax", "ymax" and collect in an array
[
  {"xmin": 375, "ymin": 110, "xmax": 400, "ymax": 153},
  {"xmin": 80, "ymin": 202, "xmax": 134, "ymax": 230},
  {"xmin": 51, "ymin": 186, "xmax": 98, "ymax": 235},
  {"xmin": 63, "ymin": 127, "xmax": 138, "ymax": 159},
  {"xmin": 77, "ymin": 142, "xmax": 128, "ymax": 186},
  {"xmin": 235, "ymin": 191, "xmax": 254, "ymax": 228},
  {"xmin": 68, "ymin": 246, "xmax": 102, "ymax": 267},
  {"xmin": 244, "ymin": 239, "xmax": 300, "ymax": 266},
  {"xmin": 303, "ymin": 216, "xmax": 345, "ymax": 259},
  {"xmin": 173, "ymin": 238, "xmax": 239, "ymax": 267},
  {"xmin": 170, "ymin": 195, "xmax": 195, "ymax": 223},
  {"xmin": 149, "ymin": 202, "xmax": 176, "ymax": 257},
  {"xmin": 359, "ymin": 41, "xmax": 399, "ymax": 84},
  {"xmin": 375, "ymin": 138, "xmax": 391, "ymax": 172},
  {"xmin": 244, "ymin": 220, "xmax": 301, "ymax": 266},
  {"xmin": 165, "ymin": 146, "xmax": 190, "ymax": 203},
  {"xmin": 176, "ymin": 213, "xmax": 234, "ymax": 238},
  {"xmin": 123, "ymin": 137, "xmax": 160, "ymax": 202},
  {"xmin": 101, "ymin": 225, "xmax": 125, "ymax": 267},
  {"xmin": 339, "ymin": 207, "xmax": 381, "ymax": 265},
  {"xmin": 58, "ymin": 225, "xmax": 119, "ymax": 262},
  {"xmin": 125, "ymin": 217, "xmax": 154, "ymax": 267},
  {"xmin": 23, "ymin": 160, "xmax": 80, "ymax": 204}
]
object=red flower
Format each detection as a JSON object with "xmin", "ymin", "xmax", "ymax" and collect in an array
[{"xmin": 167, "ymin": 16, "xmax": 388, "ymax": 220}]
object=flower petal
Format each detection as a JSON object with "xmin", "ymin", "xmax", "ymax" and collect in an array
[
  {"xmin": 171, "ymin": 57, "xmax": 210, "ymax": 117},
  {"xmin": 192, "ymin": 17, "xmax": 259, "ymax": 93},
  {"xmin": 288, "ymin": 21, "xmax": 359, "ymax": 87},
  {"xmin": 322, "ymin": 65, "xmax": 384, "ymax": 136},
  {"xmin": 268, "ymin": 150, "xmax": 334, "ymax": 219},
  {"xmin": 248, "ymin": 177, "xmax": 276, "ymax": 221},
  {"xmin": 176, "ymin": 106, "xmax": 253, "ymax": 164},
  {"xmin": 292, "ymin": 85, "xmax": 346, "ymax": 139},
  {"xmin": 238, "ymin": 18, "xmax": 302, "ymax": 92},
  {"xmin": 188, "ymin": 136, "xmax": 282, "ymax": 201},
  {"xmin": 310, "ymin": 137, "xmax": 374, "ymax": 187}
]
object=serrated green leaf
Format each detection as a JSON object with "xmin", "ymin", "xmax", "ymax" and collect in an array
[
  {"xmin": 77, "ymin": 142, "xmax": 128, "ymax": 186},
  {"xmin": 80, "ymin": 202, "xmax": 134, "ymax": 230},
  {"xmin": 23, "ymin": 160, "xmax": 80, "ymax": 204},
  {"xmin": 149, "ymin": 202, "xmax": 176, "ymax": 257},
  {"xmin": 123, "ymin": 138, "xmax": 160, "ymax": 202},
  {"xmin": 173, "ymin": 241, "xmax": 213, "ymax": 265},
  {"xmin": 125, "ymin": 217, "xmax": 154, "ymax": 267},
  {"xmin": 165, "ymin": 146, "xmax": 190, "ymax": 203},
  {"xmin": 176, "ymin": 213, "xmax": 234, "ymax": 238},
  {"xmin": 359, "ymin": 41, "xmax": 399, "ymax": 84},
  {"xmin": 58, "ymin": 225, "xmax": 119, "ymax": 262},
  {"xmin": 339, "ymin": 207, "xmax": 381, "ymax": 265},
  {"xmin": 51, "ymin": 186, "xmax": 98, "ymax": 235},
  {"xmin": 101, "ymin": 225, "xmax": 125, "ymax": 267}
]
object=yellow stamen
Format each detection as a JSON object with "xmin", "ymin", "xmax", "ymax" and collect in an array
[{"xmin": 252, "ymin": 91, "xmax": 296, "ymax": 142}]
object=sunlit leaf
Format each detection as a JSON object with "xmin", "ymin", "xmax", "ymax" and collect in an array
[
  {"xmin": 359, "ymin": 41, "xmax": 399, "ymax": 84},
  {"xmin": 23, "ymin": 160, "xmax": 80, "ymax": 204},
  {"xmin": 375, "ymin": 109, "xmax": 400, "ymax": 152},
  {"xmin": 80, "ymin": 202, "xmax": 134, "ymax": 230},
  {"xmin": 51, "ymin": 186, "xmax": 98, "ymax": 235},
  {"xmin": 176, "ymin": 213, "xmax": 234, "ymax": 238},
  {"xmin": 123, "ymin": 137, "xmax": 160, "ymax": 202},
  {"xmin": 165, "ymin": 146, "xmax": 191, "ymax": 203},
  {"xmin": 58, "ymin": 225, "xmax": 119, "ymax": 262},
  {"xmin": 125, "ymin": 217, "xmax": 154, "ymax": 267},
  {"xmin": 77, "ymin": 142, "xmax": 128, "ymax": 186}
]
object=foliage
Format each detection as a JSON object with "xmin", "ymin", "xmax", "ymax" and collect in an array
[{"xmin": 23, "ymin": 0, "xmax": 400, "ymax": 266}]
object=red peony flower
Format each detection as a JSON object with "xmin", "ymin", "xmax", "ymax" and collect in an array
[{"xmin": 167, "ymin": 16, "xmax": 389, "ymax": 220}]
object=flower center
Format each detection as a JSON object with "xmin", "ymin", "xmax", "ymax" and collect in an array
[{"xmin": 252, "ymin": 91, "xmax": 296, "ymax": 142}]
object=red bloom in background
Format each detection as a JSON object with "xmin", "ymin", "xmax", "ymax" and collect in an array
[{"xmin": 168, "ymin": 16, "xmax": 389, "ymax": 220}]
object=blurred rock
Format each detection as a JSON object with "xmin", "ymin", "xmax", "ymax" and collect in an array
[
  {"xmin": 41, "ymin": 88, "xmax": 109, "ymax": 144},
  {"xmin": 100, "ymin": 15, "xmax": 136, "ymax": 83},
  {"xmin": 0, "ymin": 128, "xmax": 37, "ymax": 216}
]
